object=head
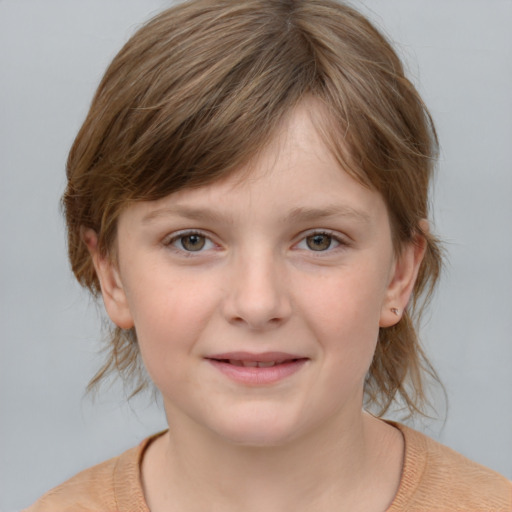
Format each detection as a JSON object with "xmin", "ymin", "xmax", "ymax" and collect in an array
[{"xmin": 65, "ymin": 0, "xmax": 442, "ymax": 416}]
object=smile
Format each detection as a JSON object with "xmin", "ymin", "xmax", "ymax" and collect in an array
[
  {"xmin": 206, "ymin": 352, "xmax": 308, "ymax": 385},
  {"xmin": 221, "ymin": 359, "xmax": 294, "ymax": 368}
]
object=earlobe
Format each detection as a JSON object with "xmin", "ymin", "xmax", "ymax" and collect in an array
[
  {"xmin": 379, "ymin": 222, "xmax": 428, "ymax": 328},
  {"xmin": 82, "ymin": 228, "xmax": 134, "ymax": 330}
]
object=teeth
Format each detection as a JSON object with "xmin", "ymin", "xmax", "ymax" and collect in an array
[
  {"xmin": 229, "ymin": 359, "xmax": 256, "ymax": 367},
  {"xmin": 228, "ymin": 360, "xmax": 280, "ymax": 368}
]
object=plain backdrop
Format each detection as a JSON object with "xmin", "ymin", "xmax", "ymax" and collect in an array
[{"xmin": 1, "ymin": 1, "xmax": 511, "ymax": 510}]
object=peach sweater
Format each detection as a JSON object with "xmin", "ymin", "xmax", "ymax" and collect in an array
[{"xmin": 25, "ymin": 423, "xmax": 511, "ymax": 511}]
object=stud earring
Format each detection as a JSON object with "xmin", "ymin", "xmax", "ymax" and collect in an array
[{"xmin": 391, "ymin": 308, "xmax": 400, "ymax": 316}]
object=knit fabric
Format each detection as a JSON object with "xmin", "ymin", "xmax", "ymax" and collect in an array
[{"xmin": 25, "ymin": 423, "xmax": 512, "ymax": 511}]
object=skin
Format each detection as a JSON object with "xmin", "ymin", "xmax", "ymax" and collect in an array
[{"xmin": 86, "ymin": 101, "xmax": 426, "ymax": 512}]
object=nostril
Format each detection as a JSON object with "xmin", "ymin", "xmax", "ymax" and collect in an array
[{"xmin": 221, "ymin": 271, "xmax": 292, "ymax": 330}]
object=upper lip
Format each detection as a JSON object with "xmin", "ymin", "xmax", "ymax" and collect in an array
[{"xmin": 206, "ymin": 351, "xmax": 306, "ymax": 362}]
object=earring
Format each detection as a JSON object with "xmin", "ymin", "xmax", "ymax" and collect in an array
[{"xmin": 391, "ymin": 308, "xmax": 400, "ymax": 316}]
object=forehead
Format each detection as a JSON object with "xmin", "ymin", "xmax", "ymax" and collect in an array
[{"xmin": 122, "ymin": 101, "xmax": 387, "ymax": 230}]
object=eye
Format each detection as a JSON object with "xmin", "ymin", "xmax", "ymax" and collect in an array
[
  {"xmin": 166, "ymin": 231, "xmax": 215, "ymax": 253},
  {"xmin": 296, "ymin": 231, "xmax": 343, "ymax": 252},
  {"xmin": 179, "ymin": 234, "xmax": 206, "ymax": 251},
  {"xmin": 306, "ymin": 233, "xmax": 334, "ymax": 251}
]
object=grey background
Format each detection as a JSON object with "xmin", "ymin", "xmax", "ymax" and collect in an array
[{"xmin": 1, "ymin": 1, "xmax": 511, "ymax": 510}]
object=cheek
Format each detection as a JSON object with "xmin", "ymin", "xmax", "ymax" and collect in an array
[
  {"xmin": 295, "ymin": 265, "xmax": 387, "ymax": 370},
  {"xmin": 122, "ymin": 270, "xmax": 221, "ymax": 376},
  {"xmin": 125, "ymin": 264, "xmax": 217, "ymax": 325},
  {"xmin": 297, "ymin": 264, "xmax": 388, "ymax": 331}
]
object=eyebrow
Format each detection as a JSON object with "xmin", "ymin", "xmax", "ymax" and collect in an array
[
  {"xmin": 142, "ymin": 206, "xmax": 229, "ymax": 225},
  {"xmin": 284, "ymin": 205, "xmax": 371, "ymax": 225},
  {"xmin": 141, "ymin": 204, "xmax": 371, "ymax": 225}
]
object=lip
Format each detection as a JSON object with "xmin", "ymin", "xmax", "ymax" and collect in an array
[
  {"xmin": 206, "ymin": 352, "xmax": 308, "ymax": 386},
  {"xmin": 208, "ymin": 351, "xmax": 304, "ymax": 362}
]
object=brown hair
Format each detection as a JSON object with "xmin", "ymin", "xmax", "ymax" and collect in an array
[{"xmin": 64, "ymin": 0, "xmax": 442, "ymax": 415}]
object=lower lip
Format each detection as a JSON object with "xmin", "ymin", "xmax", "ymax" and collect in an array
[{"xmin": 207, "ymin": 359, "xmax": 308, "ymax": 385}]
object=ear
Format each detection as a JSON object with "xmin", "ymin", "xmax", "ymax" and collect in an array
[
  {"xmin": 379, "ymin": 221, "xmax": 428, "ymax": 328},
  {"xmin": 82, "ymin": 228, "xmax": 134, "ymax": 330}
]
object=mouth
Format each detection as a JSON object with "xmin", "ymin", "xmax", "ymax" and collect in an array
[
  {"xmin": 212, "ymin": 358, "xmax": 303, "ymax": 368},
  {"xmin": 205, "ymin": 352, "xmax": 308, "ymax": 385}
]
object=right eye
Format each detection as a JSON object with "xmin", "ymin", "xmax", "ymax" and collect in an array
[{"xmin": 166, "ymin": 231, "xmax": 215, "ymax": 253}]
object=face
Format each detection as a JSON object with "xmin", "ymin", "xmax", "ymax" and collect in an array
[{"xmin": 91, "ymin": 102, "xmax": 423, "ymax": 447}]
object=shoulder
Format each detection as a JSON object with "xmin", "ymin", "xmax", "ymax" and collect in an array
[
  {"xmin": 23, "ymin": 434, "xmax": 158, "ymax": 512},
  {"xmin": 23, "ymin": 453, "xmax": 122, "ymax": 512},
  {"xmin": 389, "ymin": 422, "xmax": 512, "ymax": 511}
]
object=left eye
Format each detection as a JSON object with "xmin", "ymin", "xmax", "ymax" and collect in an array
[{"xmin": 296, "ymin": 233, "xmax": 341, "ymax": 252}]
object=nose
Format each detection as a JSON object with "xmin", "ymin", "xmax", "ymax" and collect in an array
[{"xmin": 221, "ymin": 250, "xmax": 292, "ymax": 331}]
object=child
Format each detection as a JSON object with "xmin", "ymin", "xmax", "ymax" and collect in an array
[{"xmin": 26, "ymin": 0, "xmax": 511, "ymax": 510}]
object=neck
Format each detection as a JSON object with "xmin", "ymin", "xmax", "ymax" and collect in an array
[{"xmin": 142, "ymin": 411, "xmax": 404, "ymax": 512}]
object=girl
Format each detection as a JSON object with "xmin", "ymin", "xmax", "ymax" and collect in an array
[{"xmin": 24, "ymin": 0, "xmax": 511, "ymax": 510}]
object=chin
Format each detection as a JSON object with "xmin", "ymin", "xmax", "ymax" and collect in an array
[{"xmin": 208, "ymin": 410, "xmax": 306, "ymax": 448}]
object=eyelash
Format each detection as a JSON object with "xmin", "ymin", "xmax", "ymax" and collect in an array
[
  {"xmin": 164, "ymin": 230, "xmax": 216, "ymax": 255},
  {"xmin": 294, "ymin": 230, "xmax": 349, "ymax": 254},
  {"xmin": 164, "ymin": 229, "xmax": 349, "ymax": 256}
]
